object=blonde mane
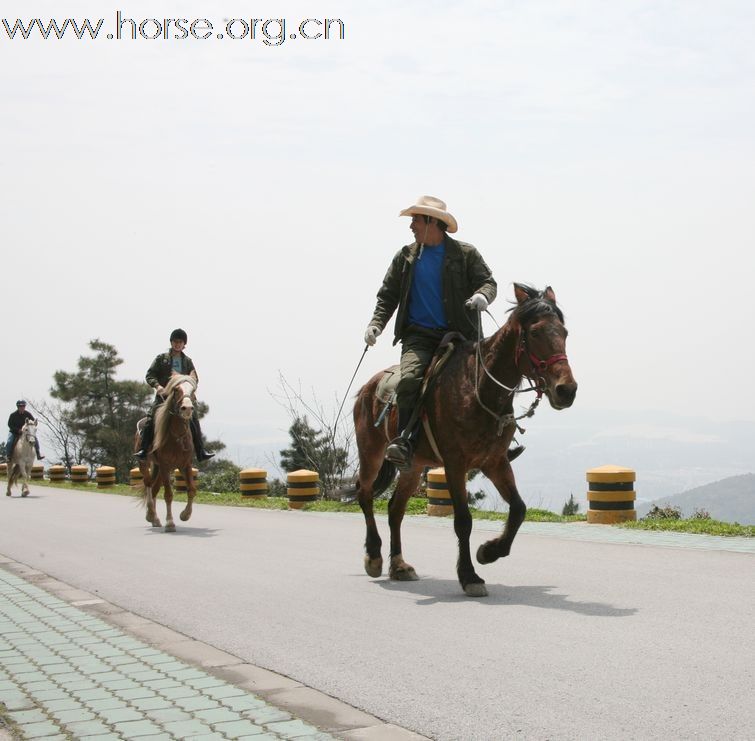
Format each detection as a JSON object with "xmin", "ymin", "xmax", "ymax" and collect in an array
[{"xmin": 153, "ymin": 374, "xmax": 197, "ymax": 452}]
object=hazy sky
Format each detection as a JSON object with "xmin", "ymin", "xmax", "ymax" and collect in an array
[{"xmin": 3, "ymin": 1, "xmax": 755, "ymax": 473}]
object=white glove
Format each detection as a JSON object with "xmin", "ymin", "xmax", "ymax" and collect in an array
[
  {"xmin": 364, "ymin": 325, "xmax": 381, "ymax": 346},
  {"xmin": 465, "ymin": 293, "xmax": 488, "ymax": 311}
]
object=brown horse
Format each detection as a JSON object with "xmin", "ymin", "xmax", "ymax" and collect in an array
[
  {"xmin": 353, "ymin": 284, "xmax": 577, "ymax": 596},
  {"xmin": 135, "ymin": 374, "xmax": 198, "ymax": 532}
]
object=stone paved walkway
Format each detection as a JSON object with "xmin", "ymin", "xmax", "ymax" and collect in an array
[{"xmin": 0, "ymin": 563, "xmax": 422, "ymax": 741}]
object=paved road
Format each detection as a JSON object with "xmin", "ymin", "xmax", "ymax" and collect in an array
[{"xmin": 1, "ymin": 486, "xmax": 753, "ymax": 740}]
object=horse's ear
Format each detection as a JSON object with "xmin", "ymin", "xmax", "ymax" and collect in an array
[
  {"xmin": 513, "ymin": 283, "xmax": 530, "ymax": 305},
  {"xmin": 544, "ymin": 286, "xmax": 556, "ymax": 303}
]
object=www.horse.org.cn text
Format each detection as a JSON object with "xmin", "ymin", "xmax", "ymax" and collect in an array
[{"xmin": 2, "ymin": 13, "xmax": 346, "ymax": 46}]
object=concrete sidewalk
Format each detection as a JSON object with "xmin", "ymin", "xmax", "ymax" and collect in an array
[{"xmin": 0, "ymin": 559, "xmax": 424, "ymax": 740}]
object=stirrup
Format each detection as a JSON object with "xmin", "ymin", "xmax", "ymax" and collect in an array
[
  {"xmin": 385, "ymin": 437, "xmax": 413, "ymax": 471},
  {"xmin": 507, "ymin": 444, "xmax": 525, "ymax": 462},
  {"xmin": 197, "ymin": 451, "xmax": 215, "ymax": 462},
  {"xmin": 135, "ymin": 449, "xmax": 148, "ymax": 460}
]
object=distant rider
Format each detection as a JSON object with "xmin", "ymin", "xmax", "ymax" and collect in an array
[
  {"xmin": 6, "ymin": 400, "xmax": 44, "ymax": 461},
  {"xmin": 135, "ymin": 329, "xmax": 215, "ymax": 462}
]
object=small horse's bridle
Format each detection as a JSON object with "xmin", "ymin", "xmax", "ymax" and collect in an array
[{"xmin": 473, "ymin": 310, "xmax": 568, "ymax": 436}]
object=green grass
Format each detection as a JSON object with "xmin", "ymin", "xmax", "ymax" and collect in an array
[
  {"xmin": 617, "ymin": 518, "xmax": 754, "ymax": 537},
  {"xmin": 24, "ymin": 478, "xmax": 754, "ymax": 536}
]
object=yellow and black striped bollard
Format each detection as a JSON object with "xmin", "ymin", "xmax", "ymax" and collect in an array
[
  {"xmin": 129, "ymin": 467, "xmax": 143, "ymax": 487},
  {"xmin": 174, "ymin": 468, "xmax": 198, "ymax": 493},
  {"xmin": 31, "ymin": 465, "xmax": 45, "ymax": 480},
  {"xmin": 96, "ymin": 466, "xmax": 116, "ymax": 488},
  {"xmin": 48, "ymin": 465, "xmax": 66, "ymax": 483},
  {"xmin": 240, "ymin": 468, "xmax": 268, "ymax": 498},
  {"xmin": 70, "ymin": 465, "xmax": 89, "ymax": 484},
  {"xmin": 287, "ymin": 469, "xmax": 319, "ymax": 509},
  {"xmin": 426, "ymin": 467, "xmax": 454, "ymax": 516},
  {"xmin": 586, "ymin": 465, "xmax": 637, "ymax": 524}
]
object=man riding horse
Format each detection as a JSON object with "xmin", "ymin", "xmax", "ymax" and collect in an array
[
  {"xmin": 363, "ymin": 195, "xmax": 523, "ymax": 470},
  {"xmin": 135, "ymin": 328, "xmax": 215, "ymax": 462},
  {"xmin": 6, "ymin": 400, "xmax": 43, "ymax": 462}
]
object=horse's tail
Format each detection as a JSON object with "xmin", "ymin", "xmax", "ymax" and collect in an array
[{"xmin": 373, "ymin": 460, "xmax": 397, "ymax": 497}]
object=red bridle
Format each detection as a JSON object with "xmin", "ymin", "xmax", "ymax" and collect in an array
[{"xmin": 516, "ymin": 336, "xmax": 569, "ymax": 396}]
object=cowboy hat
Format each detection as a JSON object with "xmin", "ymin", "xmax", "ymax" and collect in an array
[{"xmin": 399, "ymin": 195, "xmax": 458, "ymax": 233}]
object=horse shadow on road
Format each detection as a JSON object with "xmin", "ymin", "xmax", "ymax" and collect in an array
[
  {"xmin": 143, "ymin": 527, "xmax": 221, "ymax": 538},
  {"xmin": 373, "ymin": 578, "xmax": 637, "ymax": 616}
]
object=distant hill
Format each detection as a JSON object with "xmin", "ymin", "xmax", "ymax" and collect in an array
[{"xmin": 636, "ymin": 473, "xmax": 755, "ymax": 524}]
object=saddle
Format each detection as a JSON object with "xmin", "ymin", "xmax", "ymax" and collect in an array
[{"xmin": 374, "ymin": 332, "xmax": 467, "ymax": 458}]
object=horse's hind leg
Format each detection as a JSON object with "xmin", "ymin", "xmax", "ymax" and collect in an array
[
  {"xmin": 388, "ymin": 469, "xmax": 421, "ymax": 581},
  {"xmin": 358, "ymin": 489, "xmax": 383, "ymax": 578},
  {"xmin": 357, "ymin": 460, "xmax": 385, "ymax": 578},
  {"xmin": 476, "ymin": 463, "xmax": 526, "ymax": 565}
]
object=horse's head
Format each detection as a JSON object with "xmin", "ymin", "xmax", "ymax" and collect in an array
[
  {"xmin": 22, "ymin": 419, "xmax": 38, "ymax": 443},
  {"xmin": 166, "ymin": 374, "xmax": 197, "ymax": 420},
  {"xmin": 513, "ymin": 284, "xmax": 577, "ymax": 410}
]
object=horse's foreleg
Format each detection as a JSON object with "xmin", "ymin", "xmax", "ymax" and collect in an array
[
  {"xmin": 21, "ymin": 478, "xmax": 30, "ymax": 497},
  {"xmin": 388, "ymin": 469, "xmax": 421, "ymax": 581},
  {"xmin": 476, "ymin": 462, "xmax": 526, "ymax": 565},
  {"xmin": 163, "ymin": 477, "xmax": 175, "ymax": 532},
  {"xmin": 179, "ymin": 472, "xmax": 195, "ymax": 522},
  {"xmin": 446, "ymin": 465, "xmax": 487, "ymax": 597},
  {"xmin": 142, "ymin": 464, "xmax": 161, "ymax": 526}
]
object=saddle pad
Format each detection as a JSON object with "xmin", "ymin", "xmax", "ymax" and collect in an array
[{"xmin": 376, "ymin": 365, "xmax": 401, "ymax": 404}]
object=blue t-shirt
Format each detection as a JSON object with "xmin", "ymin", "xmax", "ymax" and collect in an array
[{"xmin": 408, "ymin": 243, "xmax": 448, "ymax": 330}]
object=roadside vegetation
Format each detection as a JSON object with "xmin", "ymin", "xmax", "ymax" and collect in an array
[{"xmin": 27, "ymin": 478, "xmax": 754, "ymax": 535}]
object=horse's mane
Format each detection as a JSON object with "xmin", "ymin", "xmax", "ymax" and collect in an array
[
  {"xmin": 153, "ymin": 374, "xmax": 197, "ymax": 452},
  {"xmin": 507, "ymin": 284, "xmax": 564, "ymax": 326}
]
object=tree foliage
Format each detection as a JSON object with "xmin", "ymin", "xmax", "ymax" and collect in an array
[
  {"xmin": 278, "ymin": 416, "xmax": 348, "ymax": 498},
  {"xmin": 562, "ymin": 493, "xmax": 580, "ymax": 516},
  {"xmin": 49, "ymin": 340, "xmax": 152, "ymax": 481}
]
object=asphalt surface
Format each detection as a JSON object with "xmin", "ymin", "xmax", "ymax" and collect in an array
[{"xmin": 1, "ymin": 484, "xmax": 753, "ymax": 740}]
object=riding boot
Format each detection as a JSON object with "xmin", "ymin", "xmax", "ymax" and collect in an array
[
  {"xmin": 34, "ymin": 440, "xmax": 44, "ymax": 460},
  {"xmin": 135, "ymin": 418, "xmax": 155, "ymax": 460},
  {"xmin": 385, "ymin": 407, "xmax": 416, "ymax": 471},
  {"xmin": 507, "ymin": 444, "xmax": 525, "ymax": 462},
  {"xmin": 190, "ymin": 417, "xmax": 215, "ymax": 462}
]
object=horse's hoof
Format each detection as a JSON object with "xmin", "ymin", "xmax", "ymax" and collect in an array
[
  {"xmin": 463, "ymin": 582, "xmax": 488, "ymax": 597},
  {"xmin": 165, "ymin": 522, "xmax": 176, "ymax": 533},
  {"xmin": 390, "ymin": 565, "xmax": 419, "ymax": 582},
  {"xmin": 179, "ymin": 510, "xmax": 191, "ymax": 522},
  {"xmin": 476, "ymin": 543, "xmax": 496, "ymax": 565},
  {"xmin": 364, "ymin": 556, "xmax": 383, "ymax": 578},
  {"xmin": 152, "ymin": 520, "xmax": 161, "ymax": 528},
  {"xmin": 21, "ymin": 492, "xmax": 29, "ymax": 498}
]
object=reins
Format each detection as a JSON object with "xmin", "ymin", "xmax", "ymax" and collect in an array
[{"xmin": 472, "ymin": 305, "xmax": 566, "ymax": 436}]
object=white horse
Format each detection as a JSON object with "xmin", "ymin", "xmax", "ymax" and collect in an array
[{"xmin": 7, "ymin": 420, "xmax": 38, "ymax": 497}]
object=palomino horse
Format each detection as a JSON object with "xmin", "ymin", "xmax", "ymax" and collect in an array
[
  {"xmin": 353, "ymin": 284, "xmax": 577, "ymax": 596},
  {"xmin": 135, "ymin": 374, "xmax": 198, "ymax": 532},
  {"xmin": 6, "ymin": 420, "xmax": 38, "ymax": 498}
]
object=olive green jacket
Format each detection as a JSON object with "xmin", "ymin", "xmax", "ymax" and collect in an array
[
  {"xmin": 369, "ymin": 235, "xmax": 497, "ymax": 344},
  {"xmin": 145, "ymin": 351, "xmax": 197, "ymax": 391}
]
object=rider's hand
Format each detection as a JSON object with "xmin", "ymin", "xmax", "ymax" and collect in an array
[
  {"xmin": 155, "ymin": 385, "xmax": 166, "ymax": 397},
  {"xmin": 465, "ymin": 293, "xmax": 488, "ymax": 312},
  {"xmin": 364, "ymin": 325, "xmax": 381, "ymax": 346}
]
